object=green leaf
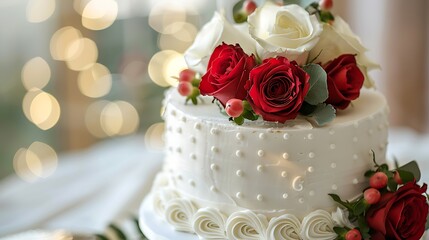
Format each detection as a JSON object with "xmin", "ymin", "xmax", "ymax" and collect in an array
[
  {"xmin": 353, "ymin": 198, "xmax": 367, "ymax": 216},
  {"xmin": 311, "ymin": 103, "xmax": 336, "ymax": 126},
  {"xmin": 329, "ymin": 194, "xmax": 353, "ymax": 210},
  {"xmin": 357, "ymin": 216, "xmax": 370, "ymax": 239},
  {"xmin": 95, "ymin": 234, "xmax": 109, "ymax": 240},
  {"xmin": 191, "ymin": 97, "xmax": 197, "ymax": 105},
  {"xmin": 396, "ymin": 169, "xmax": 415, "ymax": 184},
  {"xmin": 282, "ymin": 0, "xmax": 314, "ymax": 8},
  {"xmin": 108, "ymin": 224, "xmax": 127, "ymax": 240},
  {"xmin": 320, "ymin": 10, "xmax": 335, "ymax": 23},
  {"xmin": 364, "ymin": 170, "xmax": 375, "ymax": 178},
  {"xmin": 233, "ymin": 115, "xmax": 245, "ymax": 125},
  {"xmin": 303, "ymin": 63, "xmax": 328, "ymax": 105},
  {"xmin": 232, "ymin": 0, "xmax": 247, "ymax": 23},
  {"xmin": 387, "ymin": 177, "xmax": 398, "ymax": 192},
  {"xmin": 397, "ymin": 160, "xmax": 421, "ymax": 182},
  {"xmin": 299, "ymin": 101, "xmax": 318, "ymax": 116},
  {"xmin": 379, "ymin": 164, "xmax": 389, "ymax": 172},
  {"xmin": 333, "ymin": 226, "xmax": 348, "ymax": 237}
]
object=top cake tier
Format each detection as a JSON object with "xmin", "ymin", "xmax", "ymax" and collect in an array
[{"xmin": 162, "ymin": 88, "xmax": 389, "ymax": 218}]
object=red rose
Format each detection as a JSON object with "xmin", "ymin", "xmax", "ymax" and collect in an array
[
  {"xmin": 323, "ymin": 54, "xmax": 364, "ymax": 110},
  {"xmin": 199, "ymin": 43, "xmax": 256, "ymax": 106},
  {"xmin": 245, "ymin": 57, "xmax": 310, "ymax": 123},
  {"xmin": 366, "ymin": 182, "xmax": 428, "ymax": 240}
]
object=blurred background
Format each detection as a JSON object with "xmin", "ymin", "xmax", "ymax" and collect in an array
[{"xmin": 0, "ymin": 0, "xmax": 428, "ymax": 237}]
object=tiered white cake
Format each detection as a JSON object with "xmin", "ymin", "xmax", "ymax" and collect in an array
[{"xmin": 140, "ymin": 89, "xmax": 388, "ymax": 239}]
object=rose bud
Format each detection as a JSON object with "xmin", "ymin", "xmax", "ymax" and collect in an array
[
  {"xmin": 364, "ymin": 188, "xmax": 381, "ymax": 205},
  {"xmin": 369, "ymin": 171, "xmax": 388, "ymax": 189},
  {"xmin": 345, "ymin": 228, "xmax": 362, "ymax": 240},
  {"xmin": 178, "ymin": 81, "xmax": 193, "ymax": 97},
  {"xmin": 393, "ymin": 171, "xmax": 403, "ymax": 184},
  {"xmin": 179, "ymin": 69, "xmax": 196, "ymax": 82},
  {"xmin": 225, "ymin": 99, "xmax": 244, "ymax": 118},
  {"xmin": 243, "ymin": 0, "xmax": 257, "ymax": 15},
  {"xmin": 319, "ymin": 0, "xmax": 333, "ymax": 11}
]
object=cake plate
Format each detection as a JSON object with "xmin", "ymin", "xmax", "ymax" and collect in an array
[{"xmin": 139, "ymin": 194, "xmax": 198, "ymax": 240}]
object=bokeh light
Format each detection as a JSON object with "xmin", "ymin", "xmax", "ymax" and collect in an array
[
  {"xmin": 66, "ymin": 38, "xmax": 98, "ymax": 71},
  {"xmin": 73, "ymin": 0, "xmax": 92, "ymax": 15},
  {"xmin": 144, "ymin": 122, "xmax": 165, "ymax": 151},
  {"xmin": 158, "ymin": 22, "xmax": 198, "ymax": 53},
  {"xmin": 50, "ymin": 26, "xmax": 82, "ymax": 61},
  {"xmin": 78, "ymin": 63, "xmax": 112, "ymax": 98},
  {"xmin": 22, "ymin": 89, "xmax": 61, "ymax": 130},
  {"xmin": 148, "ymin": 2, "xmax": 187, "ymax": 34},
  {"xmin": 21, "ymin": 57, "xmax": 51, "ymax": 90},
  {"xmin": 148, "ymin": 50, "xmax": 187, "ymax": 87},
  {"xmin": 13, "ymin": 142, "xmax": 58, "ymax": 182},
  {"xmin": 81, "ymin": 0, "xmax": 118, "ymax": 31},
  {"xmin": 26, "ymin": 0, "xmax": 56, "ymax": 23},
  {"xmin": 86, "ymin": 100, "xmax": 140, "ymax": 138}
]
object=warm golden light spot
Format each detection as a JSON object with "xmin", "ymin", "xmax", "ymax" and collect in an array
[
  {"xmin": 82, "ymin": 0, "xmax": 118, "ymax": 31},
  {"xmin": 27, "ymin": 142, "xmax": 58, "ymax": 178},
  {"xmin": 100, "ymin": 101, "xmax": 123, "ymax": 136},
  {"xmin": 115, "ymin": 101, "xmax": 139, "ymax": 135},
  {"xmin": 78, "ymin": 63, "xmax": 112, "ymax": 98},
  {"xmin": 145, "ymin": 122, "xmax": 165, "ymax": 151},
  {"xmin": 85, "ymin": 100, "xmax": 110, "ymax": 138},
  {"xmin": 158, "ymin": 22, "xmax": 198, "ymax": 53},
  {"xmin": 23, "ymin": 89, "xmax": 61, "ymax": 130},
  {"xmin": 50, "ymin": 26, "xmax": 82, "ymax": 61},
  {"xmin": 13, "ymin": 142, "xmax": 58, "ymax": 182},
  {"xmin": 26, "ymin": 0, "xmax": 55, "ymax": 23},
  {"xmin": 66, "ymin": 38, "xmax": 98, "ymax": 71},
  {"xmin": 73, "ymin": 0, "xmax": 93, "ymax": 15},
  {"xmin": 149, "ymin": 2, "xmax": 187, "ymax": 34},
  {"xmin": 21, "ymin": 57, "xmax": 51, "ymax": 90},
  {"xmin": 13, "ymin": 148, "xmax": 37, "ymax": 182},
  {"xmin": 148, "ymin": 50, "xmax": 186, "ymax": 87}
]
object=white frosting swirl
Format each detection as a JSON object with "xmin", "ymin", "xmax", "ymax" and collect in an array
[
  {"xmin": 192, "ymin": 207, "xmax": 227, "ymax": 239},
  {"xmin": 226, "ymin": 210, "xmax": 268, "ymax": 240},
  {"xmin": 300, "ymin": 210, "xmax": 337, "ymax": 240},
  {"xmin": 164, "ymin": 198, "xmax": 197, "ymax": 233},
  {"xmin": 331, "ymin": 207, "xmax": 355, "ymax": 229},
  {"xmin": 152, "ymin": 188, "xmax": 179, "ymax": 217},
  {"xmin": 267, "ymin": 214, "xmax": 301, "ymax": 240}
]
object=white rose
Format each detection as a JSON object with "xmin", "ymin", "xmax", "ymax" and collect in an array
[
  {"xmin": 308, "ymin": 16, "xmax": 380, "ymax": 88},
  {"xmin": 184, "ymin": 12, "xmax": 256, "ymax": 73},
  {"xmin": 248, "ymin": 2, "xmax": 323, "ymax": 65}
]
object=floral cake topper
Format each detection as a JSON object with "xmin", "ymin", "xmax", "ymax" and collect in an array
[{"xmin": 176, "ymin": 0, "xmax": 379, "ymax": 126}]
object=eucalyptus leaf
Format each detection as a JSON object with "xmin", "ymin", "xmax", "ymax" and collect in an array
[
  {"xmin": 311, "ymin": 104, "xmax": 336, "ymax": 126},
  {"xmin": 300, "ymin": 101, "xmax": 318, "ymax": 116},
  {"xmin": 397, "ymin": 160, "xmax": 421, "ymax": 182},
  {"xmin": 282, "ymin": 0, "xmax": 314, "ymax": 8},
  {"xmin": 303, "ymin": 63, "xmax": 328, "ymax": 105},
  {"xmin": 397, "ymin": 169, "xmax": 415, "ymax": 184}
]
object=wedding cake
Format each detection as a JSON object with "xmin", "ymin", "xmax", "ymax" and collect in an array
[{"xmin": 140, "ymin": 1, "xmax": 429, "ymax": 239}]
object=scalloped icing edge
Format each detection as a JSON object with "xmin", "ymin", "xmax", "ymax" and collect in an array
[{"xmin": 151, "ymin": 186, "xmax": 354, "ymax": 240}]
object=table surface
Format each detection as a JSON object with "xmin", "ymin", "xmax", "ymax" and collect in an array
[{"xmin": 0, "ymin": 128, "xmax": 428, "ymax": 238}]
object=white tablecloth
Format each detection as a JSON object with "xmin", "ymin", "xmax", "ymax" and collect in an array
[{"xmin": 0, "ymin": 129, "xmax": 428, "ymax": 238}]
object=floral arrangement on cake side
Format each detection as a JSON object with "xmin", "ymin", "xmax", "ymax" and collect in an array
[
  {"xmin": 329, "ymin": 154, "xmax": 429, "ymax": 240},
  {"xmin": 176, "ymin": 0, "xmax": 380, "ymax": 126}
]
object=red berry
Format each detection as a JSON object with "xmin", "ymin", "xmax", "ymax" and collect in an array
[
  {"xmin": 178, "ymin": 82, "xmax": 193, "ymax": 96},
  {"xmin": 364, "ymin": 188, "xmax": 381, "ymax": 205},
  {"xmin": 345, "ymin": 228, "xmax": 362, "ymax": 240},
  {"xmin": 225, "ymin": 99, "xmax": 244, "ymax": 118},
  {"xmin": 369, "ymin": 172, "xmax": 388, "ymax": 189},
  {"xmin": 243, "ymin": 0, "xmax": 257, "ymax": 15},
  {"xmin": 179, "ymin": 69, "xmax": 195, "ymax": 82},
  {"xmin": 393, "ymin": 171, "xmax": 403, "ymax": 184},
  {"xmin": 319, "ymin": 0, "xmax": 333, "ymax": 10}
]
